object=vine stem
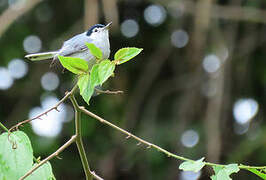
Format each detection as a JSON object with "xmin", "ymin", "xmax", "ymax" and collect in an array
[
  {"xmin": 70, "ymin": 95, "xmax": 94, "ymax": 180},
  {"xmin": 18, "ymin": 85, "xmax": 103, "ymax": 180},
  {"xmin": 12, "ymin": 83, "xmax": 265, "ymax": 180},
  {"xmin": 9, "ymin": 84, "xmax": 78, "ymax": 132},
  {"xmin": 77, "ymin": 106, "xmax": 266, "ymax": 170},
  {"xmin": 78, "ymin": 106, "xmax": 191, "ymax": 162}
]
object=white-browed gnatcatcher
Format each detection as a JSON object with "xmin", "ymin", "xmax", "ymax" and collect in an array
[{"xmin": 25, "ymin": 22, "xmax": 112, "ymax": 67}]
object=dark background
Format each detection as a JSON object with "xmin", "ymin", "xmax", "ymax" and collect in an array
[{"xmin": 0, "ymin": 0, "xmax": 266, "ymax": 179}]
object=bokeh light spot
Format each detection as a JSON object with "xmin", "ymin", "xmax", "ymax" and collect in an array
[
  {"xmin": 202, "ymin": 54, "xmax": 221, "ymax": 73},
  {"xmin": 8, "ymin": 58, "xmax": 28, "ymax": 79},
  {"xmin": 8, "ymin": 0, "xmax": 26, "ymax": 10},
  {"xmin": 180, "ymin": 171, "xmax": 201, "ymax": 180},
  {"xmin": 233, "ymin": 98, "xmax": 258, "ymax": 124},
  {"xmin": 181, "ymin": 129, "xmax": 199, "ymax": 148},
  {"xmin": 171, "ymin": 29, "xmax": 189, "ymax": 48},
  {"xmin": 23, "ymin": 35, "xmax": 42, "ymax": 53},
  {"xmin": 144, "ymin": 4, "xmax": 166, "ymax": 26},
  {"xmin": 0, "ymin": 67, "xmax": 13, "ymax": 90},
  {"xmin": 41, "ymin": 72, "xmax": 59, "ymax": 91},
  {"xmin": 62, "ymin": 104, "xmax": 74, "ymax": 122},
  {"xmin": 121, "ymin": 19, "xmax": 139, "ymax": 38},
  {"xmin": 29, "ymin": 96, "xmax": 67, "ymax": 137}
]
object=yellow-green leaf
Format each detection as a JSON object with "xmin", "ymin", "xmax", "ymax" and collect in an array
[
  {"xmin": 86, "ymin": 43, "xmax": 103, "ymax": 60},
  {"xmin": 0, "ymin": 131, "xmax": 55, "ymax": 180},
  {"xmin": 179, "ymin": 158, "xmax": 205, "ymax": 173},
  {"xmin": 0, "ymin": 131, "xmax": 33, "ymax": 180},
  {"xmin": 114, "ymin": 47, "xmax": 142, "ymax": 64},
  {"xmin": 211, "ymin": 164, "xmax": 240, "ymax": 180},
  {"xmin": 78, "ymin": 60, "xmax": 116, "ymax": 105},
  {"xmin": 78, "ymin": 74, "xmax": 93, "ymax": 104},
  {"xmin": 26, "ymin": 162, "xmax": 55, "ymax": 180},
  {"xmin": 97, "ymin": 60, "xmax": 115, "ymax": 85},
  {"xmin": 58, "ymin": 56, "xmax": 88, "ymax": 74}
]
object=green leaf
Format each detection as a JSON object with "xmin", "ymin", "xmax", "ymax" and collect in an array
[
  {"xmin": 26, "ymin": 162, "xmax": 55, "ymax": 180},
  {"xmin": 78, "ymin": 60, "xmax": 115, "ymax": 104},
  {"xmin": 78, "ymin": 74, "xmax": 94, "ymax": 104},
  {"xmin": 211, "ymin": 164, "xmax": 240, "ymax": 180},
  {"xmin": 0, "ymin": 131, "xmax": 55, "ymax": 180},
  {"xmin": 114, "ymin": 47, "xmax": 143, "ymax": 64},
  {"xmin": 0, "ymin": 131, "xmax": 33, "ymax": 180},
  {"xmin": 211, "ymin": 169, "xmax": 230, "ymax": 180},
  {"xmin": 86, "ymin": 43, "xmax": 103, "ymax": 60},
  {"xmin": 97, "ymin": 60, "xmax": 115, "ymax": 85},
  {"xmin": 90, "ymin": 64, "xmax": 101, "ymax": 86},
  {"xmin": 247, "ymin": 168, "xmax": 266, "ymax": 179},
  {"xmin": 179, "ymin": 158, "xmax": 205, "ymax": 173},
  {"xmin": 58, "ymin": 56, "xmax": 88, "ymax": 74},
  {"xmin": 224, "ymin": 164, "xmax": 240, "ymax": 175}
]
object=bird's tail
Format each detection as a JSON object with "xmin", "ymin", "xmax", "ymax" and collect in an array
[{"xmin": 25, "ymin": 51, "xmax": 58, "ymax": 61}]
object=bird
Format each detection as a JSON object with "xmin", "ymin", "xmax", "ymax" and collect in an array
[{"xmin": 25, "ymin": 22, "xmax": 112, "ymax": 68}]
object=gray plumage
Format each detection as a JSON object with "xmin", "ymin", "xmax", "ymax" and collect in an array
[{"xmin": 25, "ymin": 23, "xmax": 111, "ymax": 67}]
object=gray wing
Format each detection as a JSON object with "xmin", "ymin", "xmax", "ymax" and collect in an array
[{"xmin": 58, "ymin": 32, "xmax": 92, "ymax": 56}]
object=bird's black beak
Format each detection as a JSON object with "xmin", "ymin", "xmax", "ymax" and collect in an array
[{"xmin": 104, "ymin": 22, "xmax": 112, "ymax": 30}]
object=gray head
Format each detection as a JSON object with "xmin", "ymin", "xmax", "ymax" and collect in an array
[{"xmin": 86, "ymin": 22, "xmax": 112, "ymax": 40}]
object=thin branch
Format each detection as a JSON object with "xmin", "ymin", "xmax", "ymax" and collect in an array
[
  {"xmin": 19, "ymin": 135, "xmax": 77, "ymax": 180},
  {"xmin": 0, "ymin": 121, "xmax": 8, "ymax": 132},
  {"xmin": 9, "ymin": 84, "xmax": 78, "ymax": 132},
  {"xmin": 18, "ymin": 85, "xmax": 103, "ymax": 180},
  {"xmin": 78, "ymin": 106, "xmax": 190, "ymax": 162},
  {"xmin": 78, "ymin": 106, "xmax": 266, "ymax": 170},
  {"xmin": 8, "ymin": 79, "xmax": 265, "ymax": 180},
  {"xmin": 70, "ymin": 95, "xmax": 94, "ymax": 180},
  {"xmin": 0, "ymin": 0, "xmax": 42, "ymax": 37},
  {"xmin": 95, "ymin": 88, "xmax": 123, "ymax": 95},
  {"xmin": 91, "ymin": 171, "xmax": 104, "ymax": 180}
]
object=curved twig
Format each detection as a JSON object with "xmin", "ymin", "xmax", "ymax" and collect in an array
[
  {"xmin": 0, "ymin": 0, "xmax": 43, "ymax": 37},
  {"xmin": 8, "ymin": 84, "xmax": 78, "ymax": 132}
]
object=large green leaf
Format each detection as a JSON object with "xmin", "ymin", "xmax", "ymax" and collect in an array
[
  {"xmin": 78, "ymin": 74, "xmax": 94, "ymax": 104},
  {"xmin": 78, "ymin": 60, "xmax": 115, "ymax": 104},
  {"xmin": 114, "ymin": 47, "xmax": 142, "ymax": 64},
  {"xmin": 247, "ymin": 168, "xmax": 266, "ymax": 179},
  {"xmin": 179, "ymin": 158, "xmax": 205, "ymax": 173},
  {"xmin": 0, "ymin": 131, "xmax": 33, "ymax": 180},
  {"xmin": 211, "ymin": 164, "xmax": 240, "ymax": 180},
  {"xmin": 86, "ymin": 43, "xmax": 103, "ymax": 60},
  {"xmin": 97, "ymin": 60, "xmax": 115, "ymax": 85},
  {"xmin": 0, "ymin": 131, "xmax": 55, "ymax": 180},
  {"xmin": 58, "ymin": 56, "xmax": 88, "ymax": 74},
  {"xmin": 90, "ymin": 64, "xmax": 101, "ymax": 86},
  {"xmin": 26, "ymin": 162, "xmax": 55, "ymax": 180}
]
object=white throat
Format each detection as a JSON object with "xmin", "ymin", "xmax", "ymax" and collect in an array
[{"xmin": 90, "ymin": 30, "xmax": 110, "ymax": 59}]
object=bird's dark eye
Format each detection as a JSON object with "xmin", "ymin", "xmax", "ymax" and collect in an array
[{"xmin": 94, "ymin": 29, "xmax": 98, "ymax": 32}]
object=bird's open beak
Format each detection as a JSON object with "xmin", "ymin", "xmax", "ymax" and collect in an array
[{"xmin": 104, "ymin": 22, "xmax": 112, "ymax": 30}]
